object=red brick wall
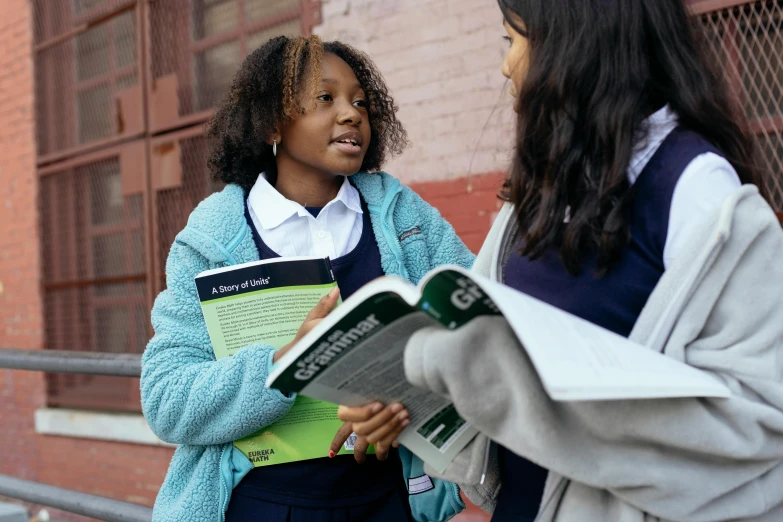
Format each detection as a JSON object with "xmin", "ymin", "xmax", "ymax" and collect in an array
[
  {"xmin": 410, "ymin": 172, "xmax": 507, "ymax": 254},
  {"xmin": 35, "ymin": 441, "xmax": 171, "ymax": 521},
  {"xmin": 0, "ymin": 3, "xmax": 172, "ymax": 520},
  {"xmin": 0, "ymin": 0, "xmax": 46, "ymax": 490}
]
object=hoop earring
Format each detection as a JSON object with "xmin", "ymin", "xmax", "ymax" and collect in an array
[{"xmin": 273, "ymin": 139, "xmax": 277, "ymax": 157}]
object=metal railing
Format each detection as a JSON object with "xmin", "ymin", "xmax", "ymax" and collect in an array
[{"xmin": 0, "ymin": 350, "xmax": 152, "ymax": 522}]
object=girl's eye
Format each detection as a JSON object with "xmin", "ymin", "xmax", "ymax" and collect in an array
[
  {"xmin": 317, "ymin": 93, "xmax": 332, "ymax": 102},
  {"xmin": 502, "ymin": 35, "xmax": 513, "ymax": 47},
  {"xmin": 354, "ymin": 99, "xmax": 367, "ymax": 109}
]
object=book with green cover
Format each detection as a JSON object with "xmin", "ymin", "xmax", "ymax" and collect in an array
[
  {"xmin": 195, "ymin": 256, "xmax": 363, "ymax": 467},
  {"xmin": 266, "ymin": 265, "xmax": 731, "ymax": 473}
]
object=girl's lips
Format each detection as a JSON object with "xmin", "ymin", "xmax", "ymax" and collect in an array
[{"xmin": 331, "ymin": 141, "xmax": 363, "ymax": 155}]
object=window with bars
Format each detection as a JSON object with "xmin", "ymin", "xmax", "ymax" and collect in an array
[
  {"xmin": 697, "ymin": 0, "xmax": 783, "ymax": 209},
  {"xmin": 76, "ymin": 10, "xmax": 138, "ymax": 143},
  {"xmin": 35, "ymin": 1, "xmax": 143, "ymax": 159},
  {"xmin": 40, "ymin": 150, "xmax": 147, "ymax": 411},
  {"xmin": 192, "ymin": 0, "xmax": 302, "ymax": 110},
  {"xmin": 149, "ymin": 0, "xmax": 304, "ymax": 131},
  {"xmin": 33, "ymin": 0, "xmax": 321, "ymax": 412}
]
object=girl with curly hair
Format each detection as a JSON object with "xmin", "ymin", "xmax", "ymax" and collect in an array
[{"xmin": 141, "ymin": 35, "xmax": 473, "ymax": 522}]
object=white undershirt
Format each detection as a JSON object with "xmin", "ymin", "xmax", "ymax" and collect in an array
[
  {"xmin": 629, "ymin": 106, "xmax": 742, "ymax": 268},
  {"xmin": 246, "ymin": 174, "xmax": 364, "ymax": 259}
]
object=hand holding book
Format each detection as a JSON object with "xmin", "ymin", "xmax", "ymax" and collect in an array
[
  {"xmin": 274, "ymin": 286, "xmax": 341, "ymax": 363},
  {"xmin": 327, "ymin": 418, "xmax": 401, "ymax": 463},
  {"xmin": 265, "ymin": 265, "xmax": 731, "ymax": 472},
  {"xmin": 195, "ymin": 256, "xmax": 374, "ymax": 467},
  {"xmin": 334, "ymin": 402, "xmax": 409, "ymax": 461}
]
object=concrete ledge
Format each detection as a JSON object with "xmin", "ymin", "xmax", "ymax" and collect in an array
[
  {"xmin": 0, "ymin": 502, "xmax": 26, "ymax": 522},
  {"xmin": 35, "ymin": 408, "xmax": 175, "ymax": 447}
]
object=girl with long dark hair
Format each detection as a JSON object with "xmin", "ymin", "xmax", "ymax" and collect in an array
[{"xmin": 341, "ymin": 1, "xmax": 783, "ymax": 520}]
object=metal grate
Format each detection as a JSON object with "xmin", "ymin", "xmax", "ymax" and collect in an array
[
  {"xmin": 148, "ymin": 0, "xmax": 302, "ymax": 130},
  {"xmin": 34, "ymin": 1, "xmax": 140, "ymax": 158},
  {"xmin": 698, "ymin": 0, "xmax": 783, "ymax": 209},
  {"xmin": 33, "ymin": 0, "xmax": 317, "ymax": 411},
  {"xmin": 33, "ymin": 0, "xmax": 303, "ymax": 155},
  {"xmin": 154, "ymin": 132, "xmax": 225, "ymax": 290},
  {"xmin": 40, "ymin": 156, "xmax": 147, "ymax": 411}
]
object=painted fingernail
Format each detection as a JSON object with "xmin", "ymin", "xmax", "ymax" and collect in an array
[
  {"xmin": 397, "ymin": 411, "xmax": 408, "ymax": 421},
  {"xmin": 390, "ymin": 404, "xmax": 403, "ymax": 414},
  {"xmin": 371, "ymin": 403, "xmax": 383, "ymax": 414},
  {"xmin": 401, "ymin": 419, "xmax": 410, "ymax": 428},
  {"xmin": 328, "ymin": 450, "xmax": 335, "ymax": 458}
]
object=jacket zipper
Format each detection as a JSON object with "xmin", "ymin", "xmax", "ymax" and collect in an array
[
  {"xmin": 219, "ymin": 445, "xmax": 230, "ymax": 522},
  {"xmin": 378, "ymin": 180, "xmax": 409, "ymax": 280}
]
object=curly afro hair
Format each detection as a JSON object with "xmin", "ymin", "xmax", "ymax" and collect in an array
[{"xmin": 206, "ymin": 35, "xmax": 409, "ymax": 191}]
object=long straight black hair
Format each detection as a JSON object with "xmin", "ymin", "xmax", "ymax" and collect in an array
[{"xmin": 498, "ymin": 0, "xmax": 766, "ymax": 274}]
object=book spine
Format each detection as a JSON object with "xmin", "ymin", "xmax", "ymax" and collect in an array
[{"xmin": 325, "ymin": 257, "xmax": 336, "ymax": 283}]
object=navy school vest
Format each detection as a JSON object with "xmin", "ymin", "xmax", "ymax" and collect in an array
[
  {"xmin": 230, "ymin": 197, "xmax": 403, "ymax": 511},
  {"xmin": 492, "ymin": 128, "xmax": 723, "ymax": 522}
]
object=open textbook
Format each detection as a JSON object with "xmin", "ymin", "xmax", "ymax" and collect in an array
[
  {"xmin": 266, "ymin": 265, "xmax": 731, "ymax": 472},
  {"xmin": 195, "ymin": 256, "xmax": 368, "ymax": 467}
]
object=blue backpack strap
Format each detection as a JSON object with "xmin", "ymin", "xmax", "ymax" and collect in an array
[{"xmin": 399, "ymin": 447, "xmax": 466, "ymax": 522}]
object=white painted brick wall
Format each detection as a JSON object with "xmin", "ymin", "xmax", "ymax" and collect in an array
[{"xmin": 315, "ymin": 0, "xmax": 516, "ymax": 184}]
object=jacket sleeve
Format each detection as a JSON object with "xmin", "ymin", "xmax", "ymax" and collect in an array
[
  {"xmin": 404, "ymin": 308, "xmax": 783, "ymax": 522},
  {"xmin": 399, "ymin": 447, "xmax": 466, "ymax": 522},
  {"xmin": 405, "ymin": 186, "xmax": 476, "ymax": 269},
  {"xmin": 141, "ymin": 239, "xmax": 295, "ymax": 446}
]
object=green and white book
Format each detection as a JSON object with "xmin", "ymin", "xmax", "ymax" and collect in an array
[
  {"xmin": 266, "ymin": 265, "xmax": 731, "ymax": 473},
  {"xmin": 196, "ymin": 256, "xmax": 364, "ymax": 467}
]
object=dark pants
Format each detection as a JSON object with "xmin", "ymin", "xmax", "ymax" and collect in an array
[{"xmin": 225, "ymin": 487, "xmax": 414, "ymax": 522}]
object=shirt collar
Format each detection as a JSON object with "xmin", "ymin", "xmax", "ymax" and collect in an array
[
  {"xmin": 331, "ymin": 175, "xmax": 364, "ymax": 215},
  {"xmin": 247, "ymin": 174, "xmax": 363, "ymax": 231},
  {"xmin": 627, "ymin": 104, "xmax": 679, "ymax": 185}
]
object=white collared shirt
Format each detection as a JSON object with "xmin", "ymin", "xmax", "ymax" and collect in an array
[
  {"xmin": 629, "ymin": 105, "xmax": 742, "ymax": 268},
  {"xmin": 246, "ymin": 175, "xmax": 364, "ymax": 259}
]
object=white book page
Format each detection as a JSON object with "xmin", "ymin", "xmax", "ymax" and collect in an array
[
  {"xmin": 447, "ymin": 267, "xmax": 731, "ymax": 401},
  {"xmin": 264, "ymin": 276, "xmax": 477, "ymax": 471},
  {"xmin": 267, "ymin": 275, "xmax": 420, "ymax": 383},
  {"xmin": 297, "ymin": 310, "xmax": 477, "ymax": 473}
]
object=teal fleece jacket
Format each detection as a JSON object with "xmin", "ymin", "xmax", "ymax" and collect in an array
[{"xmin": 141, "ymin": 172, "xmax": 475, "ymax": 522}]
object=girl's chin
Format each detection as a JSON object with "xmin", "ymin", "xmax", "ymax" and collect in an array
[
  {"xmin": 322, "ymin": 166, "xmax": 363, "ymax": 178},
  {"xmin": 325, "ymin": 157, "xmax": 366, "ymax": 176}
]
